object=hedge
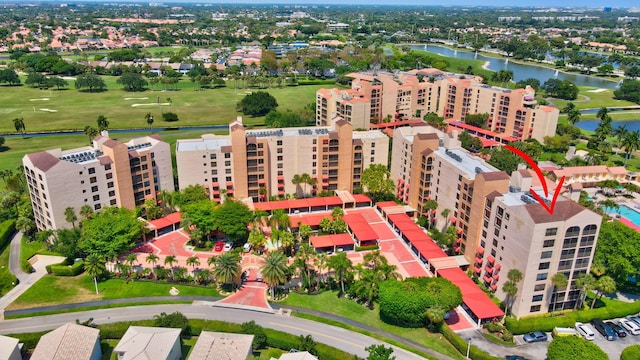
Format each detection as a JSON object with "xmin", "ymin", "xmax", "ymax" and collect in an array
[
  {"xmin": 621, "ymin": 344, "xmax": 640, "ymax": 360},
  {"xmin": 0, "ymin": 219, "xmax": 16, "ymax": 250},
  {"xmin": 355, "ymin": 245, "xmax": 380, "ymax": 252},
  {"xmin": 505, "ymin": 296, "xmax": 640, "ymax": 334},
  {"xmin": 440, "ymin": 324, "xmax": 501, "ymax": 360},
  {"xmin": 46, "ymin": 258, "xmax": 71, "ymax": 274},
  {"xmin": 50, "ymin": 260, "xmax": 84, "ymax": 276}
]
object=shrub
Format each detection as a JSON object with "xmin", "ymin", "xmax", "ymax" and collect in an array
[
  {"xmin": 483, "ymin": 322, "xmax": 504, "ymax": 333},
  {"xmin": 379, "ymin": 277, "xmax": 462, "ymax": 327},
  {"xmin": 0, "ymin": 219, "xmax": 16, "ymax": 249},
  {"xmin": 355, "ymin": 245, "xmax": 379, "ymax": 252},
  {"xmin": 440, "ymin": 324, "xmax": 501, "ymax": 360},
  {"xmin": 241, "ymin": 321, "xmax": 267, "ymax": 350},
  {"xmin": 50, "ymin": 260, "xmax": 84, "ymax": 276},
  {"xmin": 264, "ymin": 328, "xmax": 299, "ymax": 351},
  {"xmin": 547, "ymin": 335, "xmax": 607, "ymax": 360},
  {"xmin": 154, "ymin": 311, "xmax": 191, "ymax": 336},
  {"xmin": 162, "ymin": 112, "xmax": 179, "ymax": 122},
  {"xmin": 621, "ymin": 344, "xmax": 640, "ymax": 360}
]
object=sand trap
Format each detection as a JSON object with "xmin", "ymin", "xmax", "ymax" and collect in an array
[
  {"xmin": 29, "ymin": 98, "xmax": 50, "ymax": 101},
  {"xmin": 131, "ymin": 103, "xmax": 170, "ymax": 107},
  {"xmin": 39, "ymin": 108, "xmax": 58, "ymax": 112},
  {"xmin": 587, "ymin": 89, "xmax": 608, "ymax": 93},
  {"xmin": 124, "ymin": 97, "xmax": 149, "ymax": 100},
  {"xmin": 61, "ymin": 76, "xmax": 76, "ymax": 80}
]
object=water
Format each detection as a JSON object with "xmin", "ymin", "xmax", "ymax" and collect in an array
[
  {"xmin": 605, "ymin": 205, "xmax": 640, "ymax": 227},
  {"xmin": 410, "ymin": 45, "xmax": 618, "ymax": 89},
  {"xmin": 576, "ymin": 120, "xmax": 640, "ymax": 132},
  {"xmin": 0, "ymin": 125, "xmax": 229, "ymax": 138}
]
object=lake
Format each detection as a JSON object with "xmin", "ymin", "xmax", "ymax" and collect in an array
[
  {"xmin": 410, "ymin": 44, "xmax": 619, "ymax": 89},
  {"xmin": 576, "ymin": 120, "xmax": 640, "ymax": 132}
]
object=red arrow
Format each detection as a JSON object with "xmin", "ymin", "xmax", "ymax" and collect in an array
[{"xmin": 505, "ymin": 145, "xmax": 566, "ymax": 215}]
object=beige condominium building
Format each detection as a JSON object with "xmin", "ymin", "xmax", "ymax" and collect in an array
[
  {"xmin": 23, "ymin": 133, "xmax": 174, "ymax": 231},
  {"xmin": 317, "ymin": 69, "xmax": 558, "ymax": 142},
  {"xmin": 391, "ymin": 125, "xmax": 599, "ymax": 318},
  {"xmin": 176, "ymin": 116, "xmax": 389, "ymax": 202}
]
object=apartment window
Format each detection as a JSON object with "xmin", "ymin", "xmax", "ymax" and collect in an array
[
  {"xmin": 225, "ymin": 161, "xmax": 231, "ymax": 167},
  {"xmin": 91, "ymin": 186, "xmax": 98, "ymax": 192},
  {"xmin": 210, "ymin": 154, "xmax": 217, "ymax": 159},
  {"xmin": 225, "ymin": 169, "xmax": 232, "ymax": 174},
  {"xmin": 534, "ymin": 284, "xmax": 546, "ymax": 292},
  {"xmin": 93, "ymin": 195, "xmax": 100, "ymax": 201},
  {"xmin": 530, "ymin": 305, "xmax": 541, "ymax": 313},
  {"xmin": 532, "ymin": 295, "xmax": 543, "ymax": 302},
  {"xmin": 88, "ymin": 167, "xmax": 95, "ymax": 174},
  {"xmin": 545, "ymin": 228, "xmax": 558, "ymax": 236},
  {"xmin": 541, "ymin": 251, "xmax": 552, "ymax": 259},
  {"xmin": 106, "ymin": 173, "xmax": 113, "ymax": 179},
  {"xmin": 277, "ymin": 156, "xmax": 283, "ymax": 161},
  {"xmin": 90, "ymin": 177, "xmax": 97, "ymax": 183},
  {"xmin": 226, "ymin": 177, "xmax": 232, "ymax": 182},
  {"xmin": 141, "ymin": 156, "xmax": 147, "ymax": 162},
  {"xmin": 94, "ymin": 204, "xmax": 101, "ymax": 211},
  {"xmin": 110, "ymin": 199, "xmax": 117, "ymax": 206},
  {"xmin": 563, "ymin": 238, "xmax": 578, "ymax": 248},
  {"xmin": 538, "ymin": 262, "xmax": 550, "ymax": 270},
  {"xmin": 536, "ymin": 273, "xmax": 548, "ymax": 281},
  {"xmin": 543, "ymin": 239, "xmax": 555, "ymax": 248},
  {"xmin": 105, "ymin": 164, "xmax": 111, "ymax": 171},
  {"xmin": 108, "ymin": 190, "xmax": 115, "ymax": 197},
  {"xmin": 277, "ymin": 140, "xmax": 283, "ymax": 146},
  {"xmin": 224, "ymin": 153, "xmax": 231, "ymax": 159}
]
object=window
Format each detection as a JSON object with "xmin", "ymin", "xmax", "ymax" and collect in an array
[
  {"xmin": 93, "ymin": 195, "xmax": 100, "ymax": 201},
  {"xmin": 224, "ymin": 153, "xmax": 231, "ymax": 159},
  {"xmin": 532, "ymin": 295, "xmax": 543, "ymax": 302},
  {"xmin": 541, "ymin": 251, "xmax": 552, "ymax": 259},
  {"xmin": 106, "ymin": 173, "xmax": 113, "ymax": 179},
  {"xmin": 545, "ymin": 228, "xmax": 558, "ymax": 236},
  {"xmin": 538, "ymin": 262, "xmax": 550, "ymax": 270},
  {"xmin": 277, "ymin": 140, "xmax": 283, "ymax": 146},
  {"xmin": 90, "ymin": 177, "xmax": 97, "ymax": 183},
  {"xmin": 210, "ymin": 154, "xmax": 217, "ymax": 159},
  {"xmin": 226, "ymin": 176, "xmax": 232, "ymax": 182},
  {"xmin": 225, "ymin": 161, "xmax": 231, "ymax": 167},
  {"xmin": 536, "ymin": 273, "xmax": 548, "ymax": 281},
  {"xmin": 530, "ymin": 305, "xmax": 541, "ymax": 312},
  {"xmin": 105, "ymin": 164, "xmax": 111, "ymax": 171},
  {"xmin": 88, "ymin": 167, "xmax": 95, "ymax": 174},
  {"xmin": 91, "ymin": 186, "xmax": 99, "ymax": 192},
  {"xmin": 534, "ymin": 284, "xmax": 546, "ymax": 292},
  {"xmin": 543, "ymin": 239, "xmax": 555, "ymax": 248},
  {"xmin": 110, "ymin": 199, "xmax": 117, "ymax": 206},
  {"xmin": 108, "ymin": 190, "xmax": 115, "ymax": 197},
  {"xmin": 94, "ymin": 204, "xmax": 101, "ymax": 210}
]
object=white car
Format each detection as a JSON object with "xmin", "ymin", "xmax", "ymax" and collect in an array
[
  {"xmin": 575, "ymin": 322, "xmax": 596, "ymax": 341},
  {"xmin": 621, "ymin": 318, "xmax": 640, "ymax": 335},
  {"xmin": 223, "ymin": 242, "xmax": 233, "ymax": 252},
  {"xmin": 627, "ymin": 315, "xmax": 640, "ymax": 327}
]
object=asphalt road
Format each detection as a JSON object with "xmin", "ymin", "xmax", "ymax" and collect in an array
[{"xmin": 0, "ymin": 304, "xmax": 427, "ymax": 360}]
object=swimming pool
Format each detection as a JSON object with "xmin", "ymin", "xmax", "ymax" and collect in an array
[{"xmin": 605, "ymin": 205, "xmax": 640, "ymax": 226}]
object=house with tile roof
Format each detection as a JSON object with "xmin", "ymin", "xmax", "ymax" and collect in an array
[{"xmin": 31, "ymin": 323, "xmax": 101, "ymax": 360}]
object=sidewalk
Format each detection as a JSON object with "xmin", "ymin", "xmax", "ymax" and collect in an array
[{"xmin": 0, "ymin": 231, "xmax": 65, "ymax": 320}]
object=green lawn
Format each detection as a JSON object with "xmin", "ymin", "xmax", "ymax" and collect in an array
[
  {"xmin": 0, "ymin": 240, "xmax": 18, "ymax": 297},
  {"xmin": 8, "ymin": 275, "xmax": 220, "ymax": 310},
  {"xmin": 280, "ymin": 291, "xmax": 463, "ymax": 360},
  {"xmin": 0, "ymin": 80, "xmax": 327, "ymax": 134},
  {"xmin": 20, "ymin": 237, "xmax": 59, "ymax": 272}
]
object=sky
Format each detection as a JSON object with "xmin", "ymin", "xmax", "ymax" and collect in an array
[{"xmin": 40, "ymin": 0, "xmax": 640, "ymax": 8}]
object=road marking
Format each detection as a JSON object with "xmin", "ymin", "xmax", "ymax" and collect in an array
[{"xmin": 269, "ymin": 322, "xmax": 363, "ymax": 347}]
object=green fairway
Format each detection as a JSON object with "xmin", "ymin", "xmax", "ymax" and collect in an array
[
  {"xmin": 0, "ymin": 80, "xmax": 327, "ymax": 133},
  {"xmin": 7, "ymin": 275, "xmax": 220, "ymax": 310},
  {"xmin": 281, "ymin": 291, "xmax": 463, "ymax": 359}
]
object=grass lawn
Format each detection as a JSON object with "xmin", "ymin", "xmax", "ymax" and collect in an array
[
  {"xmin": 259, "ymin": 348, "xmax": 285, "ymax": 359},
  {"xmin": 0, "ymin": 240, "xmax": 18, "ymax": 297},
  {"xmin": 100, "ymin": 339, "xmax": 119, "ymax": 360},
  {"xmin": 7, "ymin": 275, "xmax": 220, "ymax": 310},
  {"xmin": 20, "ymin": 237, "xmax": 59, "ymax": 272},
  {"xmin": 0, "ymin": 80, "xmax": 327, "ymax": 134},
  {"xmin": 280, "ymin": 291, "xmax": 463, "ymax": 360}
]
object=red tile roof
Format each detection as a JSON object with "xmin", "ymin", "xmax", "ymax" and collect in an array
[
  {"xmin": 343, "ymin": 213, "xmax": 378, "ymax": 241},
  {"xmin": 310, "ymin": 234, "xmax": 354, "ymax": 248},
  {"xmin": 437, "ymin": 267, "xmax": 505, "ymax": 320}
]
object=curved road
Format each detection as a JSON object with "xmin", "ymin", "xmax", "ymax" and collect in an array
[{"xmin": 0, "ymin": 304, "xmax": 426, "ymax": 360}]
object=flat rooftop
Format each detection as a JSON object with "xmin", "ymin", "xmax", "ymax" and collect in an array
[
  {"xmin": 176, "ymin": 136, "xmax": 231, "ymax": 152},
  {"xmin": 435, "ymin": 147, "xmax": 497, "ymax": 180}
]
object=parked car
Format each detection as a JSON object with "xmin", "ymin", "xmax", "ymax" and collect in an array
[
  {"xmin": 223, "ymin": 242, "xmax": 233, "ymax": 252},
  {"xmin": 606, "ymin": 321, "xmax": 626, "ymax": 338},
  {"xmin": 505, "ymin": 356, "xmax": 528, "ymax": 360},
  {"xmin": 591, "ymin": 319, "xmax": 617, "ymax": 341},
  {"xmin": 243, "ymin": 243, "xmax": 252, "ymax": 252},
  {"xmin": 575, "ymin": 322, "xmax": 596, "ymax": 341},
  {"xmin": 552, "ymin": 327, "xmax": 578, "ymax": 337},
  {"xmin": 214, "ymin": 241, "xmax": 224, "ymax": 252},
  {"xmin": 619, "ymin": 318, "xmax": 640, "ymax": 335},
  {"xmin": 627, "ymin": 315, "xmax": 640, "ymax": 327},
  {"xmin": 523, "ymin": 331, "xmax": 548, "ymax": 343}
]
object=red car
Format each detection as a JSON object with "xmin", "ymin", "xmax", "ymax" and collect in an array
[{"xmin": 214, "ymin": 241, "xmax": 224, "ymax": 252}]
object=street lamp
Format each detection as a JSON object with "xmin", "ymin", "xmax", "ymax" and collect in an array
[{"xmin": 466, "ymin": 338, "xmax": 471, "ymax": 359}]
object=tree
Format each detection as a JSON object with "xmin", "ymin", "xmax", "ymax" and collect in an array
[
  {"xmin": 153, "ymin": 311, "xmax": 191, "ymax": 336},
  {"xmin": 96, "ymin": 115, "xmax": 109, "ymax": 132},
  {"xmin": 13, "ymin": 118, "xmax": 25, "ymax": 138},
  {"xmin": 562, "ymin": 102, "xmax": 582, "ymax": 125},
  {"xmin": 298, "ymin": 334, "xmax": 317, "ymax": 355},
  {"xmin": 458, "ymin": 131, "xmax": 483, "ymax": 152},
  {"xmin": 79, "ymin": 207, "xmax": 142, "ymax": 261},
  {"xmin": 79, "ymin": 204, "xmax": 94, "ymax": 219},
  {"xmin": 241, "ymin": 321, "xmax": 268, "ymax": 350},
  {"xmin": 591, "ymin": 275, "xmax": 616, "ymax": 309},
  {"xmin": 550, "ymin": 273, "xmax": 568, "ymax": 314},
  {"xmin": 117, "ymin": 72, "xmax": 148, "ymax": 92},
  {"xmin": 487, "ymin": 147, "xmax": 522, "ymax": 173},
  {"xmin": 327, "ymin": 252, "xmax": 352, "ymax": 295},
  {"xmin": 83, "ymin": 126, "xmax": 98, "ymax": 144},
  {"xmin": 361, "ymin": 164, "xmax": 395, "ymax": 202},
  {"xmin": 186, "ymin": 255, "xmax": 201, "ymax": 272},
  {"xmin": 464, "ymin": 113, "xmax": 490, "ymax": 128},
  {"xmin": 621, "ymin": 130, "xmax": 640, "ymax": 166},
  {"xmin": 181, "ymin": 200, "xmax": 217, "ymax": 243},
  {"xmin": 64, "ymin": 207, "xmax": 77, "ymax": 228},
  {"xmin": 145, "ymin": 253, "xmax": 159, "ymax": 271},
  {"xmin": 75, "ymin": 73, "xmax": 107, "ymax": 92},
  {"xmin": 261, "ymin": 251, "xmax": 288, "ymax": 298},
  {"xmin": 164, "ymin": 255, "xmax": 177, "ymax": 277},
  {"xmin": 211, "ymin": 200, "xmax": 253, "ymax": 241},
  {"xmin": 292, "ymin": 173, "xmax": 316, "ymax": 198},
  {"xmin": 247, "ymin": 229, "xmax": 267, "ymax": 252},
  {"xmin": 503, "ymin": 269, "xmax": 523, "ymax": 314},
  {"xmin": 366, "ymin": 344, "xmax": 396, "ymax": 360},
  {"xmin": 621, "ymin": 344, "xmax": 640, "ymax": 360},
  {"xmin": 237, "ymin": 91, "xmax": 278, "ymax": 117},
  {"xmin": 212, "ymin": 251, "xmax": 241, "ymax": 287},
  {"xmin": 145, "ymin": 112, "xmax": 154, "ymax": 131},
  {"xmin": 424, "ymin": 112, "xmax": 446, "ymax": 130},
  {"xmin": 574, "ymin": 273, "xmax": 596, "ymax": 309},
  {"xmin": 0, "ymin": 68, "xmax": 20, "ymax": 85},
  {"xmin": 174, "ymin": 185, "xmax": 208, "ymax": 208},
  {"xmin": 547, "ymin": 336, "xmax": 607, "ymax": 360},
  {"xmin": 84, "ymin": 253, "xmax": 106, "ymax": 294}
]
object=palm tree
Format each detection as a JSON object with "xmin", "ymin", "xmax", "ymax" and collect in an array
[
  {"xmin": 567, "ymin": 108, "xmax": 581, "ymax": 125},
  {"xmin": 574, "ymin": 273, "xmax": 596, "ymax": 309},
  {"xmin": 186, "ymin": 255, "xmax": 201, "ymax": 273},
  {"xmin": 423, "ymin": 200, "xmax": 438, "ymax": 229},
  {"xmin": 96, "ymin": 114, "xmax": 109, "ymax": 132},
  {"xmin": 64, "ymin": 207, "xmax": 77, "ymax": 228},
  {"xmin": 195, "ymin": 268, "xmax": 213, "ymax": 285},
  {"xmin": 441, "ymin": 208, "xmax": 451, "ymax": 231},
  {"xmin": 425, "ymin": 304, "xmax": 447, "ymax": 331},
  {"xmin": 314, "ymin": 252, "xmax": 328, "ymax": 288},
  {"xmin": 327, "ymin": 252, "xmax": 352, "ymax": 295},
  {"xmin": 591, "ymin": 276, "xmax": 616, "ymax": 309},
  {"xmin": 145, "ymin": 112, "xmax": 154, "ymax": 132},
  {"xmin": 173, "ymin": 267, "xmax": 188, "ymax": 282},
  {"xmin": 503, "ymin": 269, "xmax": 523, "ymax": 313},
  {"xmin": 562, "ymin": 102, "xmax": 577, "ymax": 114},
  {"xmin": 164, "ymin": 255, "xmax": 177, "ymax": 277},
  {"xmin": 212, "ymin": 252, "xmax": 241, "ymax": 288},
  {"xmin": 84, "ymin": 254, "xmax": 106, "ymax": 294},
  {"xmin": 621, "ymin": 130, "xmax": 640, "ymax": 166},
  {"xmin": 125, "ymin": 253, "xmax": 138, "ymax": 267},
  {"xmin": 596, "ymin": 107, "xmax": 609, "ymax": 121},
  {"xmin": 261, "ymin": 251, "xmax": 288, "ymax": 298},
  {"xmin": 83, "ymin": 125, "xmax": 98, "ymax": 144},
  {"xmin": 146, "ymin": 253, "xmax": 159, "ymax": 273},
  {"xmin": 295, "ymin": 243, "xmax": 316, "ymax": 293},
  {"xmin": 550, "ymin": 273, "xmax": 568, "ymax": 314},
  {"xmin": 502, "ymin": 281, "xmax": 518, "ymax": 314},
  {"xmin": 13, "ymin": 117, "xmax": 25, "ymax": 138}
]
